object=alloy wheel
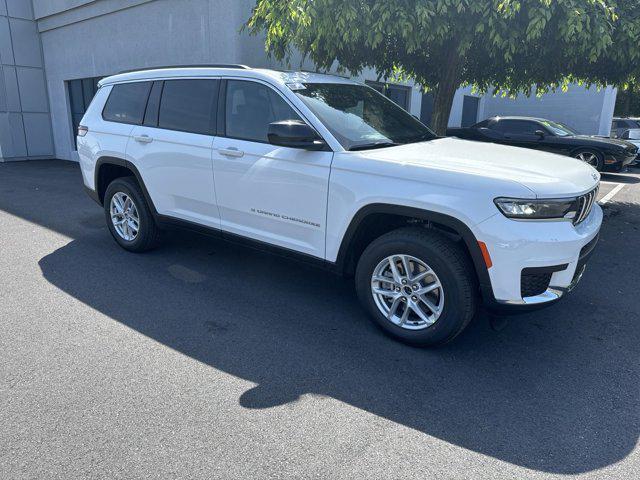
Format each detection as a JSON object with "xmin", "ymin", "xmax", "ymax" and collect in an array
[
  {"xmin": 370, "ymin": 254, "xmax": 444, "ymax": 330},
  {"xmin": 110, "ymin": 192, "xmax": 140, "ymax": 241},
  {"xmin": 575, "ymin": 151, "xmax": 599, "ymax": 167}
]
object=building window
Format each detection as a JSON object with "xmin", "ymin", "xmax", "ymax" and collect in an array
[
  {"xmin": 461, "ymin": 95, "xmax": 480, "ymax": 127},
  {"xmin": 67, "ymin": 77, "xmax": 101, "ymax": 148},
  {"xmin": 365, "ymin": 81, "xmax": 411, "ymax": 111},
  {"xmin": 420, "ymin": 92, "xmax": 435, "ymax": 127}
]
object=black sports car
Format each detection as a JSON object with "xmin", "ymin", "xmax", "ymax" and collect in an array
[{"xmin": 447, "ymin": 116, "xmax": 638, "ymax": 172}]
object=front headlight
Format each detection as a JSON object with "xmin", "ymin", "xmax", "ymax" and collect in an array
[{"xmin": 494, "ymin": 197, "xmax": 579, "ymax": 220}]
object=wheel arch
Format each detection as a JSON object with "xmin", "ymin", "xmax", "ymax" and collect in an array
[
  {"xmin": 334, "ymin": 204, "xmax": 493, "ymax": 302},
  {"xmin": 94, "ymin": 156, "xmax": 157, "ymax": 215}
]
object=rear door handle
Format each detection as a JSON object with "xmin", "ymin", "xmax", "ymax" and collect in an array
[
  {"xmin": 134, "ymin": 135, "xmax": 153, "ymax": 144},
  {"xmin": 219, "ymin": 147, "xmax": 244, "ymax": 158}
]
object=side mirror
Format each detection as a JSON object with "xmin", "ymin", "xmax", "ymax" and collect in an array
[
  {"xmin": 535, "ymin": 130, "xmax": 546, "ymax": 139},
  {"xmin": 267, "ymin": 120, "xmax": 326, "ymax": 150}
]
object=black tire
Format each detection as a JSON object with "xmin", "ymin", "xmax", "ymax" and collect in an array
[
  {"xmin": 104, "ymin": 176, "xmax": 159, "ymax": 252},
  {"xmin": 572, "ymin": 149, "xmax": 604, "ymax": 171},
  {"xmin": 355, "ymin": 227, "xmax": 478, "ymax": 347}
]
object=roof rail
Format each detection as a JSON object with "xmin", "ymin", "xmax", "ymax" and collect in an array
[{"xmin": 117, "ymin": 64, "xmax": 251, "ymax": 74}]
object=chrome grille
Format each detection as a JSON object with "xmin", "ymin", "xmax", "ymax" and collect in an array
[{"xmin": 574, "ymin": 187, "xmax": 598, "ymax": 225}]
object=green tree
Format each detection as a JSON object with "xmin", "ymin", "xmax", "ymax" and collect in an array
[{"xmin": 246, "ymin": 0, "xmax": 636, "ymax": 135}]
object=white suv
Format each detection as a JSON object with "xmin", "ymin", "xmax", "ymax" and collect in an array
[{"xmin": 78, "ymin": 65, "xmax": 602, "ymax": 346}]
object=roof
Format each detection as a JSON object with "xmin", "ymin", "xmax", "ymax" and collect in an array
[
  {"xmin": 97, "ymin": 66, "xmax": 360, "ymax": 88},
  {"xmin": 488, "ymin": 116, "xmax": 551, "ymax": 122}
]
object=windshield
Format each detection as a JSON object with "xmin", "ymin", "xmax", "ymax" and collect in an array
[
  {"xmin": 539, "ymin": 120, "xmax": 577, "ymax": 137},
  {"xmin": 292, "ymin": 83, "xmax": 436, "ymax": 150}
]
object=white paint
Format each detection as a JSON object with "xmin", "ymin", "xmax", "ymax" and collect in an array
[{"xmin": 598, "ymin": 183, "xmax": 625, "ymax": 205}]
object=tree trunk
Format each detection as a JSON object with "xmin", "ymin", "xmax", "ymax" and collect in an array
[{"xmin": 431, "ymin": 52, "xmax": 462, "ymax": 136}]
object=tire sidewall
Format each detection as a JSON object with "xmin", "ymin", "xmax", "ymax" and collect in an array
[
  {"xmin": 356, "ymin": 233, "xmax": 475, "ymax": 346},
  {"xmin": 104, "ymin": 178, "xmax": 152, "ymax": 251}
]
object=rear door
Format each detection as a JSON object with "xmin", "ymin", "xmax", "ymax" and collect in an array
[
  {"xmin": 127, "ymin": 79, "xmax": 221, "ymax": 228},
  {"xmin": 211, "ymin": 79, "xmax": 332, "ymax": 258}
]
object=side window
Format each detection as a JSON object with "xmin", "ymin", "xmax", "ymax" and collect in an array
[
  {"xmin": 102, "ymin": 82, "xmax": 152, "ymax": 125},
  {"xmin": 158, "ymin": 79, "xmax": 219, "ymax": 135},
  {"xmin": 496, "ymin": 120, "xmax": 540, "ymax": 135},
  {"xmin": 225, "ymin": 80, "xmax": 302, "ymax": 143}
]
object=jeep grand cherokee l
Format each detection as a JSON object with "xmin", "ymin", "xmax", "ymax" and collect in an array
[{"xmin": 78, "ymin": 66, "xmax": 602, "ymax": 346}]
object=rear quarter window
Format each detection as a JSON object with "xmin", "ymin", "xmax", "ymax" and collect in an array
[{"xmin": 102, "ymin": 82, "xmax": 152, "ymax": 125}]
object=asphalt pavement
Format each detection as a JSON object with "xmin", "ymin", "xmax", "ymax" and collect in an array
[{"xmin": 0, "ymin": 160, "xmax": 638, "ymax": 479}]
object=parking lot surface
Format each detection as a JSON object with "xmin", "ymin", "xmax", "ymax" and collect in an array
[{"xmin": 1, "ymin": 160, "xmax": 639, "ymax": 479}]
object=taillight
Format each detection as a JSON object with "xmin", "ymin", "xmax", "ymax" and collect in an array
[{"xmin": 78, "ymin": 125, "xmax": 89, "ymax": 137}]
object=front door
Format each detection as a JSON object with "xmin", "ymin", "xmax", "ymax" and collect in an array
[{"xmin": 212, "ymin": 79, "xmax": 332, "ymax": 258}]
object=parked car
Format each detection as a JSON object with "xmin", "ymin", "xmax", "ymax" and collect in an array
[
  {"xmin": 78, "ymin": 66, "xmax": 602, "ymax": 347},
  {"xmin": 448, "ymin": 116, "xmax": 638, "ymax": 172},
  {"xmin": 611, "ymin": 117, "xmax": 640, "ymax": 139},
  {"xmin": 620, "ymin": 128, "xmax": 640, "ymax": 149},
  {"xmin": 620, "ymin": 128, "xmax": 640, "ymax": 165}
]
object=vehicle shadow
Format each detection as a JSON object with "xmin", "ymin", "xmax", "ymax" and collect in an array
[
  {"xmin": 601, "ymin": 171, "xmax": 640, "ymax": 184},
  {"xmin": 3, "ymin": 161, "xmax": 639, "ymax": 474}
]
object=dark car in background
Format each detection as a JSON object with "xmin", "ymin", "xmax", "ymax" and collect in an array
[
  {"xmin": 611, "ymin": 117, "xmax": 640, "ymax": 139},
  {"xmin": 448, "ymin": 116, "xmax": 638, "ymax": 172}
]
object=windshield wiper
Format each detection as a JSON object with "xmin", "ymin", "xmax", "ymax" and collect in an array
[{"xmin": 348, "ymin": 141, "xmax": 399, "ymax": 151}]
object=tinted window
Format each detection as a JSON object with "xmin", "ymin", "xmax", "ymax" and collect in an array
[
  {"xmin": 495, "ymin": 120, "xmax": 541, "ymax": 135},
  {"xmin": 225, "ymin": 80, "xmax": 302, "ymax": 143},
  {"xmin": 102, "ymin": 82, "xmax": 152, "ymax": 124},
  {"xmin": 159, "ymin": 80, "xmax": 218, "ymax": 135}
]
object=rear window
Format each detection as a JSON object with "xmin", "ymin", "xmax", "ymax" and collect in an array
[
  {"xmin": 102, "ymin": 82, "xmax": 152, "ymax": 125},
  {"xmin": 158, "ymin": 79, "xmax": 219, "ymax": 135}
]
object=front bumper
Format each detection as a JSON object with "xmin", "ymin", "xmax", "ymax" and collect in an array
[
  {"xmin": 603, "ymin": 152, "xmax": 637, "ymax": 172},
  {"xmin": 474, "ymin": 203, "xmax": 603, "ymax": 312}
]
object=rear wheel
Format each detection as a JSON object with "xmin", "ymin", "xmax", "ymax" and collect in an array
[
  {"xmin": 355, "ymin": 227, "xmax": 478, "ymax": 347},
  {"xmin": 573, "ymin": 149, "xmax": 603, "ymax": 171},
  {"xmin": 104, "ymin": 177, "xmax": 159, "ymax": 252}
]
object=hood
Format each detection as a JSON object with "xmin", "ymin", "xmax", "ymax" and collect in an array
[
  {"xmin": 356, "ymin": 137, "xmax": 600, "ymax": 197},
  {"xmin": 573, "ymin": 135, "xmax": 636, "ymax": 150}
]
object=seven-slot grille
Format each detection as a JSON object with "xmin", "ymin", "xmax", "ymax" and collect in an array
[{"xmin": 574, "ymin": 187, "xmax": 598, "ymax": 225}]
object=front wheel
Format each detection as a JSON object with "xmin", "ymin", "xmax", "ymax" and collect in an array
[
  {"xmin": 573, "ymin": 149, "xmax": 604, "ymax": 171},
  {"xmin": 355, "ymin": 227, "xmax": 478, "ymax": 347}
]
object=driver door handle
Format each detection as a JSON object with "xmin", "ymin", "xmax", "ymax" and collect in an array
[
  {"xmin": 134, "ymin": 134, "xmax": 153, "ymax": 144},
  {"xmin": 219, "ymin": 147, "xmax": 245, "ymax": 158}
]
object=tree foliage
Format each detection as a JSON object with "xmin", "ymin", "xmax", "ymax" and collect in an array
[{"xmin": 247, "ymin": 0, "xmax": 639, "ymax": 134}]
